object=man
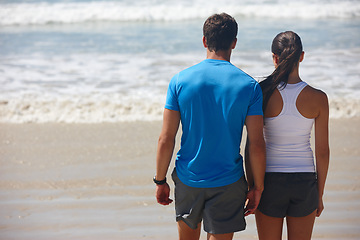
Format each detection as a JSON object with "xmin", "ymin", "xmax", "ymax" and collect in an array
[{"xmin": 154, "ymin": 13, "xmax": 265, "ymax": 240}]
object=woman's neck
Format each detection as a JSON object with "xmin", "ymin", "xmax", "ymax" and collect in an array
[{"xmin": 287, "ymin": 67, "xmax": 302, "ymax": 84}]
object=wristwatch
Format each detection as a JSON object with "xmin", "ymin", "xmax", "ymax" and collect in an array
[{"xmin": 153, "ymin": 176, "xmax": 167, "ymax": 185}]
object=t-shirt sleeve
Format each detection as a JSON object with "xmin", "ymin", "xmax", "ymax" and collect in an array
[
  {"xmin": 165, "ymin": 74, "xmax": 180, "ymax": 111},
  {"xmin": 247, "ymin": 81, "xmax": 263, "ymax": 116}
]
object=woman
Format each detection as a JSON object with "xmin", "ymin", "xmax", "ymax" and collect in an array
[{"xmin": 247, "ymin": 31, "xmax": 330, "ymax": 240}]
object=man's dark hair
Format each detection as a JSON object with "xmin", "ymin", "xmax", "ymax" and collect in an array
[{"xmin": 203, "ymin": 13, "xmax": 238, "ymax": 52}]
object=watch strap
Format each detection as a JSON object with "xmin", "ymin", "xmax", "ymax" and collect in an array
[{"xmin": 153, "ymin": 176, "xmax": 167, "ymax": 185}]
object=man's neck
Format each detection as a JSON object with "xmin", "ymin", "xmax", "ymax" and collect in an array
[{"xmin": 206, "ymin": 49, "xmax": 231, "ymax": 62}]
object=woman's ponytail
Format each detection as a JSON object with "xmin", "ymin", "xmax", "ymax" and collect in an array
[{"xmin": 260, "ymin": 31, "xmax": 303, "ymax": 112}]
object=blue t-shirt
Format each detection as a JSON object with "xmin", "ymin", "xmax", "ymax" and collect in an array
[{"xmin": 165, "ymin": 59, "xmax": 263, "ymax": 188}]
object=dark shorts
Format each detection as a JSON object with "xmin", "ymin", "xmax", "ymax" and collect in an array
[
  {"xmin": 171, "ymin": 168, "xmax": 248, "ymax": 234},
  {"xmin": 258, "ymin": 172, "xmax": 319, "ymax": 218}
]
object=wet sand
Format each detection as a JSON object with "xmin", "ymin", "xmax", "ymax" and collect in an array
[{"xmin": 0, "ymin": 118, "xmax": 359, "ymax": 239}]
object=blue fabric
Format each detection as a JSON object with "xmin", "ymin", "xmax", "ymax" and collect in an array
[{"xmin": 165, "ymin": 59, "xmax": 263, "ymax": 188}]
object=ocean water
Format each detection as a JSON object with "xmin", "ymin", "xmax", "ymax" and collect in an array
[{"xmin": 0, "ymin": 0, "xmax": 360, "ymax": 122}]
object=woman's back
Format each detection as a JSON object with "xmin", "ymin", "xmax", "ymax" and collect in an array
[
  {"xmin": 265, "ymin": 81, "xmax": 325, "ymax": 119},
  {"xmin": 253, "ymin": 31, "xmax": 330, "ymax": 240},
  {"xmin": 264, "ymin": 81, "xmax": 317, "ymax": 172}
]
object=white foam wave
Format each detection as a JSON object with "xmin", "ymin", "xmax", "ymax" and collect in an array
[
  {"xmin": 0, "ymin": 94, "xmax": 165, "ymax": 123},
  {"xmin": 1, "ymin": 47, "xmax": 360, "ymax": 122},
  {"xmin": 0, "ymin": 94, "xmax": 359, "ymax": 123},
  {"xmin": 329, "ymin": 98, "xmax": 360, "ymax": 119},
  {"xmin": 1, "ymin": 1, "xmax": 359, "ymax": 26}
]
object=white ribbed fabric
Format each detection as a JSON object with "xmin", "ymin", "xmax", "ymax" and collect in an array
[{"xmin": 264, "ymin": 81, "xmax": 315, "ymax": 172}]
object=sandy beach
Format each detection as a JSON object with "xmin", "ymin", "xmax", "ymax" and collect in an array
[{"xmin": 0, "ymin": 118, "xmax": 359, "ymax": 240}]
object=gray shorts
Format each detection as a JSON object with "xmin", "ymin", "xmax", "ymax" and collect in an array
[
  {"xmin": 258, "ymin": 172, "xmax": 318, "ymax": 218},
  {"xmin": 171, "ymin": 168, "xmax": 248, "ymax": 234}
]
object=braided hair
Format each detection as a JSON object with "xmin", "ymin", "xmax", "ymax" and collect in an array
[{"xmin": 260, "ymin": 31, "xmax": 303, "ymax": 112}]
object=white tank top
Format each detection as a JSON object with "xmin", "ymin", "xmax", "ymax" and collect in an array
[{"xmin": 264, "ymin": 81, "xmax": 315, "ymax": 172}]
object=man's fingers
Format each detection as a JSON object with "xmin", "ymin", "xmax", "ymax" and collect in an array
[
  {"xmin": 244, "ymin": 206, "xmax": 255, "ymax": 216},
  {"xmin": 157, "ymin": 197, "xmax": 173, "ymax": 205}
]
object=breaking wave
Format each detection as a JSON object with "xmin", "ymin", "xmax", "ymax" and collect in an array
[{"xmin": 1, "ymin": 1, "xmax": 360, "ymax": 26}]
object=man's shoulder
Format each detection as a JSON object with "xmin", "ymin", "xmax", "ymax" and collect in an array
[
  {"xmin": 175, "ymin": 60, "xmax": 258, "ymax": 86},
  {"xmin": 228, "ymin": 67, "xmax": 259, "ymax": 90},
  {"xmin": 182, "ymin": 60, "xmax": 206, "ymax": 71},
  {"xmin": 234, "ymin": 67, "xmax": 256, "ymax": 81},
  {"xmin": 174, "ymin": 61, "xmax": 208, "ymax": 81}
]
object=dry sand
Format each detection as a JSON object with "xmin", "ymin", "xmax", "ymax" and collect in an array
[{"xmin": 0, "ymin": 118, "xmax": 359, "ymax": 239}]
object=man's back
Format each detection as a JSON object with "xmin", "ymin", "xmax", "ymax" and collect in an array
[
  {"xmin": 155, "ymin": 13, "xmax": 265, "ymax": 239},
  {"xmin": 165, "ymin": 59, "xmax": 262, "ymax": 188}
]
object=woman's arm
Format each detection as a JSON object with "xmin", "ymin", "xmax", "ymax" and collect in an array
[{"xmin": 314, "ymin": 91, "xmax": 330, "ymax": 217}]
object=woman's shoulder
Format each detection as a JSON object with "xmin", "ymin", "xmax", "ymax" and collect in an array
[
  {"xmin": 300, "ymin": 83, "xmax": 329, "ymax": 112},
  {"xmin": 303, "ymin": 83, "xmax": 328, "ymax": 101}
]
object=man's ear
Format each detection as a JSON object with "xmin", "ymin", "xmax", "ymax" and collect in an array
[
  {"xmin": 202, "ymin": 36, "xmax": 207, "ymax": 48},
  {"xmin": 231, "ymin": 38, "xmax": 237, "ymax": 49}
]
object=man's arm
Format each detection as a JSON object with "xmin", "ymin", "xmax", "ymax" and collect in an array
[
  {"xmin": 244, "ymin": 138, "xmax": 253, "ymax": 189},
  {"xmin": 155, "ymin": 108, "xmax": 180, "ymax": 205},
  {"xmin": 244, "ymin": 115, "xmax": 266, "ymax": 216}
]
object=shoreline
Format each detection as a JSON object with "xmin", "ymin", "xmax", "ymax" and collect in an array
[
  {"xmin": 1, "ymin": 97, "xmax": 360, "ymax": 123},
  {"xmin": 0, "ymin": 118, "xmax": 359, "ymax": 239}
]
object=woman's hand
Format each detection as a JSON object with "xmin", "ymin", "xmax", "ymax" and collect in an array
[{"xmin": 316, "ymin": 197, "xmax": 324, "ymax": 217}]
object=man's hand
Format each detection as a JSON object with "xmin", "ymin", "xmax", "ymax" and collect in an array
[
  {"xmin": 156, "ymin": 183, "xmax": 173, "ymax": 205},
  {"xmin": 244, "ymin": 188, "xmax": 263, "ymax": 216}
]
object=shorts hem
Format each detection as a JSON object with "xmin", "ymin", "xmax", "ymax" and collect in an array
[
  {"xmin": 287, "ymin": 206, "xmax": 318, "ymax": 217},
  {"xmin": 257, "ymin": 208, "xmax": 285, "ymax": 218},
  {"xmin": 258, "ymin": 207, "xmax": 318, "ymax": 218},
  {"xmin": 205, "ymin": 224, "xmax": 246, "ymax": 234},
  {"xmin": 176, "ymin": 217, "xmax": 200, "ymax": 230}
]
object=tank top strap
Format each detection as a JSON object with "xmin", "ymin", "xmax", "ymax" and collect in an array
[{"xmin": 277, "ymin": 81, "xmax": 308, "ymax": 115}]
